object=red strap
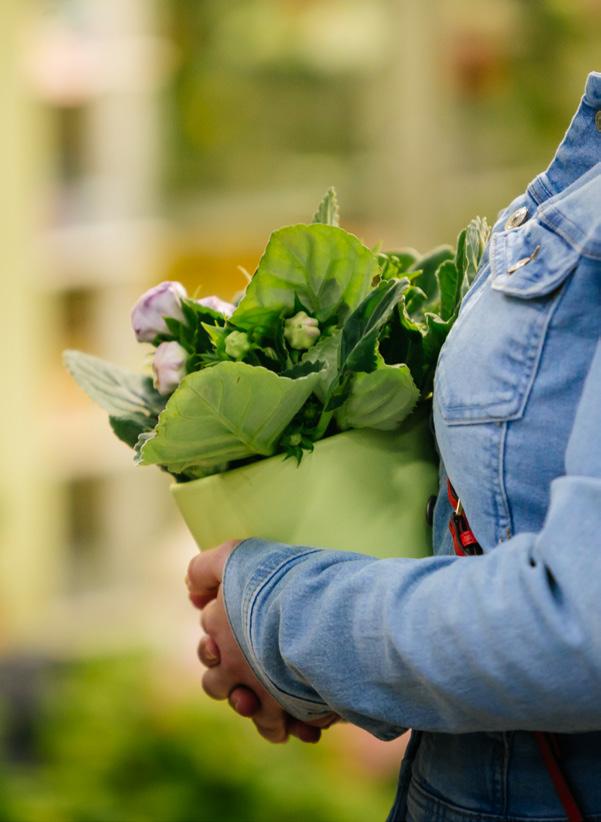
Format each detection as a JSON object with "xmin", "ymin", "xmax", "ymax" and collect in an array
[
  {"xmin": 533, "ymin": 732, "xmax": 584, "ymax": 822},
  {"xmin": 447, "ymin": 481, "xmax": 482, "ymax": 557}
]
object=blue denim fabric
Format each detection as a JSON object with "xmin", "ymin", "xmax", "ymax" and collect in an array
[{"xmin": 223, "ymin": 72, "xmax": 601, "ymax": 819}]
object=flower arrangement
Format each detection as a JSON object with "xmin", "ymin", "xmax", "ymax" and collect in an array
[{"xmin": 64, "ymin": 190, "xmax": 489, "ymax": 483}]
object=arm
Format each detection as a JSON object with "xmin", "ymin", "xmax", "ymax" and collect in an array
[{"xmin": 221, "ymin": 337, "xmax": 601, "ymax": 738}]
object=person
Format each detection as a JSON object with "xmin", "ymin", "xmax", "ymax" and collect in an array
[{"xmin": 186, "ymin": 72, "xmax": 601, "ymax": 821}]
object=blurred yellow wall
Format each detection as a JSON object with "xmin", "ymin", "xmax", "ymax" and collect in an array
[{"xmin": 0, "ymin": 1, "xmax": 58, "ymax": 643}]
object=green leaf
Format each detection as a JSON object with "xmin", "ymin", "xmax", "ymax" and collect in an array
[
  {"xmin": 63, "ymin": 350, "xmax": 164, "ymax": 418},
  {"xmin": 312, "ymin": 187, "xmax": 340, "ymax": 226},
  {"xmin": 231, "ymin": 224, "xmax": 379, "ymax": 334},
  {"xmin": 420, "ymin": 312, "xmax": 454, "ymax": 395},
  {"xmin": 404, "ymin": 283, "xmax": 428, "ymax": 315},
  {"xmin": 201, "ymin": 323, "xmax": 228, "ymax": 350},
  {"xmin": 458, "ymin": 216, "xmax": 490, "ymax": 297},
  {"xmin": 377, "ymin": 249, "xmax": 420, "ymax": 279},
  {"xmin": 109, "ymin": 414, "xmax": 153, "ymax": 449},
  {"xmin": 436, "ymin": 260, "xmax": 461, "ymax": 321},
  {"xmin": 300, "ymin": 331, "xmax": 341, "ymax": 403},
  {"xmin": 335, "ymin": 364, "xmax": 419, "ymax": 431},
  {"xmin": 339, "ymin": 278, "xmax": 408, "ymax": 374},
  {"xmin": 325, "ymin": 278, "xmax": 408, "ymax": 411},
  {"xmin": 409, "ymin": 245, "xmax": 454, "ymax": 303},
  {"xmin": 281, "ymin": 359, "xmax": 325, "ymax": 380},
  {"xmin": 138, "ymin": 362, "xmax": 320, "ymax": 476}
]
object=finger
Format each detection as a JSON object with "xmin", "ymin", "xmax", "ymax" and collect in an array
[
  {"xmin": 287, "ymin": 719, "xmax": 321, "ymax": 744},
  {"xmin": 186, "ymin": 540, "xmax": 239, "ymax": 602},
  {"xmin": 200, "ymin": 600, "xmax": 219, "ymax": 635},
  {"xmin": 201, "ymin": 668, "xmax": 230, "ymax": 701},
  {"xmin": 228, "ymin": 686, "xmax": 260, "ymax": 718},
  {"xmin": 308, "ymin": 713, "xmax": 340, "ymax": 729},
  {"xmin": 197, "ymin": 635, "xmax": 220, "ymax": 668},
  {"xmin": 253, "ymin": 717, "xmax": 289, "ymax": 744},
  {"xmin": 188, "ymin": 591, "xmax": 209, "ymax": 610}
]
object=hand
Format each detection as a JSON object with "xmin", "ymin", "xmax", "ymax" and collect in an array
[{"xmin": 187, "ymin": 540, "xmax": 339, "ymax": 743}]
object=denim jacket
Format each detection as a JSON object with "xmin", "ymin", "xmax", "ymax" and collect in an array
[{"xmin": 223, "ymin": 72, "xmax": 601, "ymax": 820}]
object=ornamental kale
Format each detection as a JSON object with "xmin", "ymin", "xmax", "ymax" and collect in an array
[{"xmin": 64, "ymin": 189, "xmax": 489, "ymax": 480}]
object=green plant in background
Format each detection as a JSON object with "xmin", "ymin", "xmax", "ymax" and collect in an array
[{"xmin": 0, "ymin": 657, "xmax": 395, "ymax": 822}]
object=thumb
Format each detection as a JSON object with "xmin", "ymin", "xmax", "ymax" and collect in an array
[{"xmin": 186, "ymin": 540, "xmax": 239, "ymax": 607}]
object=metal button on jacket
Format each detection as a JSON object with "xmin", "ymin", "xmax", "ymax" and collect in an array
[
  {"xmin": 505, "ymin": 206, "xmax": 529, "ymax": 230},
  {"xmin": 508, "ymin": 243, "xmax": 541, "ymax": 274},
  {"xmin": 596, "ymin": 110, "xmax": 601, "ymax": 132}
]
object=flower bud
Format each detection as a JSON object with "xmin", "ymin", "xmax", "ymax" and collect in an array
[
  {"xmin": 152, "ymin": 341, "xmax": 187, "ymax": 396},
  {"xmin": 284, "ymin": 311, "xmax": 320, "ymax": 350},
  {"xmin": 224, "ymin": 331, "xmax": 250, "ymax": 360},
  {"xmin": 131, "ymin": 281, "xmax": 187, "ymax": 343},
  {"xmin": 196, "ymin": 295, "xmax": 235, "ymax": 318}
]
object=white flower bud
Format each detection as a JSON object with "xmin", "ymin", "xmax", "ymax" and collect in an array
[
  {"xmin": 224, "ymin": 331, "xmax": 250, "ymax": 360},
  {"xmin": 131, "ymin": 281, "xmax": 187, "ymax": 343},
  {"xmin": 152, "ymin": 341, "xmax": 187, "ymax": 396},
  {"xmin": 284, "ymin": 311, "xmax": 321, "ymax": 350}
]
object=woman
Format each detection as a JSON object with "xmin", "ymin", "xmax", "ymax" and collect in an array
[{"xmin": 186, "ymin": 72, "xmax": 601, "ymax": 821}]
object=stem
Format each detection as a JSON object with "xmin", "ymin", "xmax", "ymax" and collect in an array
[{"xmin": 313, "ymin": 409, "xmax": 334, "ymax": 440}]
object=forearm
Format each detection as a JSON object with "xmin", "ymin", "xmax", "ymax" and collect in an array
[{"xmin": 223, "ymin": 476, "xmax": 601, "ymax": 738}]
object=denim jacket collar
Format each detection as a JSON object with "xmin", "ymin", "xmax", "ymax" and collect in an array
[{"xmin": 527, "ymin": 71, "xmax": 601, "ymax": 205}]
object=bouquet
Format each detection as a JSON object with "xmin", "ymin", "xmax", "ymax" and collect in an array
[{"xmin": 64, "ymin": 190, "xmax": 489, "ymax": 554}]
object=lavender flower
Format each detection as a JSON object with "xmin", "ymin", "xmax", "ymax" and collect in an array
[
  {"xmin": 196, "ymin": 295, "xmax": 235, "ymax": 318},
  {"xmin": 131, "ymin": 281, "xmax": 187, "ymax": 343},
  {"xmin": 152, "ymin": 341, "xmax": 187, "ymax": 396}
]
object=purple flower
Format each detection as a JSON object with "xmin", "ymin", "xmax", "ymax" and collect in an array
[
  {"xmin": 131, "ymin": 281, "xmax": 187, "ymax": 343},
  {"xmin": 196, "ymin": 295, "xmax": 235, "ymax": 318},
  {"xmin": 152, "ymin": 341, "xmax": 187, "ymax": 396}
]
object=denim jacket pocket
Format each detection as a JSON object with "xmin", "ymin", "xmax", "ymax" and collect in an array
[{"xmin": 435, "ymin": 220, "xmax": 580, "ymax": 425}]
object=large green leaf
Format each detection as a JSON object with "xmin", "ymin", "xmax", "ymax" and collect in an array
[
  {"xmin": 230, "ymin": 224, "xmax": 379, "ymax": 333},
  {"xmin": 312, "ymin": 187, "xmax": 340, "ymax": 226},
  {"xmin": 138, "ymin": 362, "xmax": 320, "ymax": 475},
  {"xmin": 63, "ymin": 350, "xmax": 164, "ymax": 418},
  {"xmin": 335, "ymin": 364, "xmax": 419, "ymax": 431}
]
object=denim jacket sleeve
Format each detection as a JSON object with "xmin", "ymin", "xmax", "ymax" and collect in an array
[
  {"xmin": 223, "ymin": 335, "xmax": 601, "ymax": 740},
  {"xmin": 222, "ymin": 76, "xmax": 601, "ymax": 741}
]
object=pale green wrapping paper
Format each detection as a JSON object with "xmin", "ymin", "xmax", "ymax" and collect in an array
[{"xmin": 171, "ymin": 411, "xmax": 438, "ymax": 559}]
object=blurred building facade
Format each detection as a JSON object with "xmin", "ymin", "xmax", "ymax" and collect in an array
[{"xmin": 2, "ymin": 0, "xmax": 599, "ymax": 652}]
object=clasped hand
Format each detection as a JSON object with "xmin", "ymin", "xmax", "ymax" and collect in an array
[{"xmin": 186, "ymin": 540, "xmax": 339, "ymax": 744}]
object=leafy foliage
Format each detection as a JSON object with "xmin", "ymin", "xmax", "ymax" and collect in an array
[
  {"xmin": 325, "ymin": 278, "xmax": 408, "ymax": 411},
  {"xmin": 64, "ymin": 188, "xmax": 490, "ymax": 478}
]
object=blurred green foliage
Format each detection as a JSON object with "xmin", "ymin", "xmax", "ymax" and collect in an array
[
  {"xmin": 163, "ymin": 0, "xmax": 377, "ymax": 195},
  {"xmin": 163, "ymin": 0, "xmax": 600, "ymax": 202},
  {"xmin": 0, "ymin": 657, "xmax": 394, "ymax": 822}
]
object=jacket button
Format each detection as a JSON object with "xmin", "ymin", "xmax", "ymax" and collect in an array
[
  {"xmin": 426, "ymin": 495, "xmax": 437, "ymax": 527},
  {"xmin": 507, "ymin": 243, "xmax": 541, "ymax": 274},
  {"xmin": 504, "ymin": 206, "xmax": 529, "ymax": 230},
  {"xmin": 596, "ymin": 110, "xmax": 601, "ymax": 132}
]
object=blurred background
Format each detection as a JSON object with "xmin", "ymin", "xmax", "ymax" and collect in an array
[{"xmin": 1, "ymin": 1, "xmax": 599, "ymax": 819}]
